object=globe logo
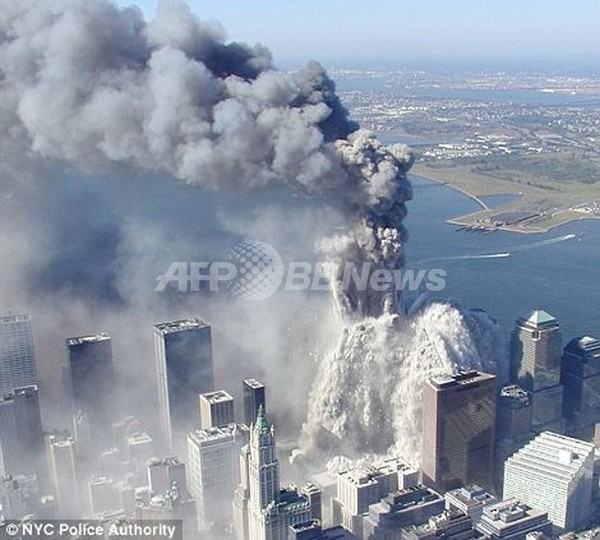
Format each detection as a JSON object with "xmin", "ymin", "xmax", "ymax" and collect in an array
[{"xmin": 226, "ymin": 241, "xmax": 284, "ymax": 300}]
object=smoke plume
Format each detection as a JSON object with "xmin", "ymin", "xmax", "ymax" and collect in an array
[{"xmin": 0, "ymin": 0, "xmax": 506, "ymax": 498}]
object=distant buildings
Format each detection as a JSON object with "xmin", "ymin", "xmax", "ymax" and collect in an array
[
  {"xmin": 561, "ymin": 335, "xmax": 600, "ymax": 438},
  {"xmin": 422, "ymin": 370, "xmax": 497, "ymax": 492},
  {"xmin": 475, "ymin": 499, "xmax": 553, "ymax": 540},
  {"xmin": 243, "ymin": 378, "xmax": 266, "ymax": 425},
  {"xmin": 153, "ymin": 318, "xmax": 214, "ymax": 450},
  {"xmin": 0, "ymin": 313, "xmax": 37, "ymax": 395},
  {"xmin": 187, "ymin": 423, "xmax": 248, "ymax": 531},
  {"xmin": 503, "ymin": 431, "xmax": 595, "ymax": 531},
  {"xmin": 510, "ymin": 310, "xmax": 564, "ymax": 433},
  {"xmin": 65, "ymin": 333, "xmax": 116, "ymax": 444},
  {"xmin": 199, "ymin": 390, "xmax": 235, "ymax": 430}
]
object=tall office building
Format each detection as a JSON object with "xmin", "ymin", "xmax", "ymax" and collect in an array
[
  {"xmin": 187, "ymin": 423, "xmax": 248, "ymax": 530},
  {"xmin": 243, "ymin": 379, "xmax": 266, "ymax": 425},
  {"xmin": 422, "ymin": 370, "xmax": 497, "ymax": 492},
  {"xmin": 510, "ymin": 310, "xmax": 564, "ymax": 433},
  {"xmin": 199, "ymin": 390, "xmax": 235, "ymax": 430},
  {"xmin": 245, "ymin": 407, "xmax": 312, "ymax": 540},
  {"xmin": 153, "ymin": 318, "xmax": 214, "ymax": 450},
  {"xmin": 0, "ymin": 314, "xmax": 37, "ymax": 395},
  {"xmin": 495, "ymin": 385, "xmax": 532, "ymax": 493},
  {"xmin": 561, "ymin": 336, "xmax": 600, "ymax": 438},
  {"xmin": 65, "ymin": 334, "xmax": 116, "ymax": 444},
  {"xmin": 45, "ymin": 432, "xmax": 80, "ymax": 517},
  {"xmin": 503, "ymin": 431, "xmax": 595, "ymax": 531},
  {"xmin": 0, "ymin": 385, "xmax": 44, "ymax": 477}
]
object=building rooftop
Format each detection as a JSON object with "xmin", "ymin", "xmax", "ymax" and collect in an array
[
  {"xmin": 500, "ymin": 385, "xmax": 531, "ymax": 407},
  {"xmin": 446, "ymin": 485, "xmax": 496, "ymax": 509},
  {"xmin": 200, "ymin": 390, "xmax": 233, "ymax": 404},
  {"xmin": 506, "ymin": 431, "xmax": 594, "ymax": 483},
  {"xmin": 429, "ymin": 370, "xmax": 496, "ymax": 390},
  {"xmin": 243, "ymin": 378, "xmax": 264, "ymax": 389},
  {"xmin": 153, "ymin": 318, "xmax": 210, "ymax": 335},
  {"xmin": 564, "ymin": 336, "xmax": 600, "ymax": 359},
  {"xmin": 480, "ymin": 498, "xmax": 549, "ymax": 530},
  {"xmin": 526, "ymin": 309, "xmax": 556, "ymax": 326},
  {"xmin": 147, "ymin": 456, "xmax": 183, "ymax": 468},
  {"xmin": 0, "ymin": 313, "xmax": 31, "ymax": 325},
  {"xmin": 188, "ymin": 423, "xmax": 246, "ymax": 444},
  {"xmin": 66, "ymin": 333, "xmax": 110, "ymax": 346}
]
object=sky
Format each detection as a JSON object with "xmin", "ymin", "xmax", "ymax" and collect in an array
[{"xmin": 118, "ymin": 0, "xmax": 600, "ymax": 67}]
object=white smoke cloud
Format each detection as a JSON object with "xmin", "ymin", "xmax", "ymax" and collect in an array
[{"xmin": 299, "ymin": 301, "xmax": 507, "ymax": 467}]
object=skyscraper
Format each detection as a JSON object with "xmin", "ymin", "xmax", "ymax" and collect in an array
[
  {"xmin": 0, "ymin": 385, "xmax": 44, "ymax": 478},
  {"xmin": 153, "ymin": 318, "xmax": 214, "ymax": 450},
  {"xmin": 561, "ymin": 336, "xmax": 600, "ymax": 438},
  {"xmin": 503, "ymin": 431, "xmax": 595, "ymax": 531},
  {"xmin": 494, "ymin": 385, "xmax": 532, "ymax": 493},
  {"xmin": 45, "ymin": 431, "xmax": 80, "ymax": 517},
  {"xmin": 199, "ymin": 390, "xmax": 235, "ymax": 430},
  {"xmin": 245, "ymin": 407, "xmax": 312, "ymax": 540},
  {"xmin": 65, "ymin": 334, "xmax": 116, "ymax": 444},
  {"xmin": 243, "ymin": 379, "xmax": 266, "ymax": 425},
  {"xmin": 187, "ymin": 423, "xmax": 248, "ymax": 531},
  {"xmin": 0, "ymin": 314, "xmax": 37, "ymax": 395},
  {"xmin": 510, "ymin": 310, "xmax": 564, "ymax": 433},
  {"xmin": 422, "ymin": 370, "xmax": 497, "ymax": 492}
]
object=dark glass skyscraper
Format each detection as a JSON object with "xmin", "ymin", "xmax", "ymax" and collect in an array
[
  {"xmin": 242, "ymin": 379, "xmax": 266, "ymax": 426},
  {"xmin": 562, "ymin": 335, "xmax": 600, "ymax": 438},
  {"xmin": 422, "ymin": 370, "xmax": 497, "ymax": 492},
  {"xmin": 0, "ymin": 313, "xmax": 37, "ymax": 395},
  {"xmin": 65, "ymin": 334, "xmax": 115, "ymax": 444},
  {"xmin": 153, "ymin": 318, "xmax": 214, "ymax": 451}
]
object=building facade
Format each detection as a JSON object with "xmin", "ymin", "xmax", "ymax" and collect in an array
[
  {"xmin": 0, "ymin": 314, "xmax": 37, "ymax": 395},
  {"xmin": 510, "ymin": 310, "xmax": 564, "ymax": 433},
  {"xmin": 153, "ymin": 318, "xmax": 214, "ymax": 450},
  {"xmin": 503, "ymin": 431, "xmax": 595, "ymax": 531},
  {"xmin": 422, "ymin": 370, "xmax": 497, "ymax": 492}
]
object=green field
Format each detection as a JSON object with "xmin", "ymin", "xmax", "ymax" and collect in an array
[{"xmin": 412, "ymin": 151, "xmax": 600, "ymax": 233}]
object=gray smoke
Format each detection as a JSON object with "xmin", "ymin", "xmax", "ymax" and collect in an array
[{"xmin": 0, "ymin": 0, "xmax": 413, "ymax": 317}]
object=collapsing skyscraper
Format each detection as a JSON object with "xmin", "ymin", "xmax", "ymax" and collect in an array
[{"xmin": 153, "ymin": 318, "xmax": 214, "ymax": 451}]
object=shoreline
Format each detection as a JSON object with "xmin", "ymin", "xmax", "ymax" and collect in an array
[{"xmin": 410, "ymin": 168, "xmax": 600, "ymax": 235}]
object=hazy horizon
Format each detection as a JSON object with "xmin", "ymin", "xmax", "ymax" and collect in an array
[{"xmin": 118, "ymin": 0, "xmax": 600, "ymax": 70}]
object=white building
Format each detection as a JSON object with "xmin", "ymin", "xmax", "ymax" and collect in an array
[
  {"xmin": 332, "ymin": 456, "xmax": 419, "ymax": 539},
  {"xmin": 187, "ymin": 423, "xmax": 248, "ymax": 531},
  {"xmin": 503, "ymin": 431, "xmax": 595, "ymax": 531}
]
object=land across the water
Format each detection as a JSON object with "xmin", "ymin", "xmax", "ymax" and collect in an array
[{"xmin": 411, "ymin": 159, "xmax": 600, "ymax": 234}]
